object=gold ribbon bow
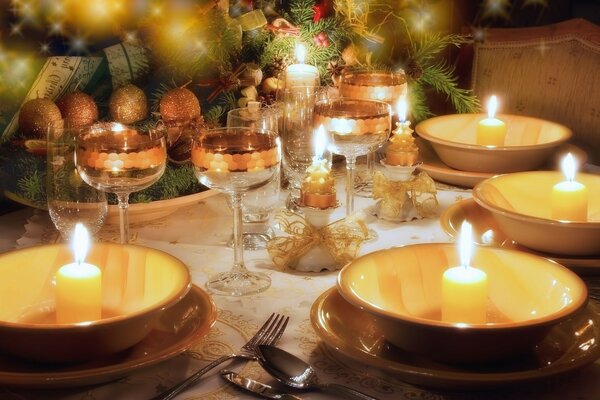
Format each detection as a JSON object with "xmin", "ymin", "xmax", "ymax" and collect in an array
[
  {"xmin": 373, "ymin": 171, "xmax": 438, "ymax": 218},
  {"xmin": 267, "ymin": 209, "xmax": 369, "ymax": 270}
]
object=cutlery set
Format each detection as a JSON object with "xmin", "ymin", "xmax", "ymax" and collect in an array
[{"xmin": 153, "ymin": 313, "xmax": 379, "ymax": 400}]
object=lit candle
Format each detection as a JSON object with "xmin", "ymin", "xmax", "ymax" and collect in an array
[
  {"xmin": 285, "ymin": 43, "xmax": 319, "ymax": 88},
  {"xmin": 301, "ymin": 125, "xmax": 336, "ymax": 208},
  {"xmin": 385, "ymin": 98, "xmax": 418, "ymax": 166},
  {"xmin": 551, "ymin": 153, "xmax": 588, "ymax": 221},
  {"xmin": 442, "ymin": 221, "xmax": 488, "ymax": 324},
  {"xmin": 55, "ymin": 223, "xmax": 102, "ymax": 324},
  {"xmin": 476, "ymin": 95, "xmax": 506, "ymax": 147}
]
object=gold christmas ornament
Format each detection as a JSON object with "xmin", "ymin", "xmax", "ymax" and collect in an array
[
  {"xmin": 159, "ymin": 87, "xmax": 201, "ymax": 123},
  {"xmin": 109, "ymin": 84, "xmax": 148, "ymax": 124},
  {"xmin": 261, "ymin": 77, "xmax": 283, "ymax": 94},
  {"xmin": 57, "ymin": 91, "xmax": 99, "ymax": 129},
  {"xmin": 18, "ymin": 98, "xmax": 63, "ymax": 139},
  {"xmin": 341, "ymin": 44, "xmax": 359, "ymax": 67}
]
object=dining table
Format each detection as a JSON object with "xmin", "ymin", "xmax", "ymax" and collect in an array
[{"xmin": 1, "ymin": 172, "xmax": 600, "ymax": 400}]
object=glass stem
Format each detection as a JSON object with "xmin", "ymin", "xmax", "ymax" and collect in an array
[
  {"xmin": 345, "ymin": 157, "xmax": 356, "ymax": 216},
  {"xmin": 365, "ymin": 152, "xmax": 374, "ymax": 181},
  {"xmin": 230, "ymin": 192, "xmax": 247, "ymax": 274},
  {"xmin": 116, "ymin": 192, "xmax": 130, "ymax": 244}
]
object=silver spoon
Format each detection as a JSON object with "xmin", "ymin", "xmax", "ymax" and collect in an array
[{"xmin": 256, "ymin": 345, "xmax": 380, "ymax": 400}]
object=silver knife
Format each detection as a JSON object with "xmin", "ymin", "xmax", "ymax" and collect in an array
[{"xmin": 221, "ymin": 370, "xmax": 303, "ymax": 400}]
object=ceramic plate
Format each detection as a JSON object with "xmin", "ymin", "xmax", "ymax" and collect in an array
[
  {"xmin": 311, "ymin": 288, "xmax": 600, "ymax": 390},
  {"xmin": 416, "ymin": 138, "xmax": 586, "ymax": 188},
  {"xmin": 440, "ymin": 198, "xmax": 600, "ymax": 273},
  {"xmin": 5, "ymin": 189, "xmax": 217, "ymax": 226},
  {"xmin": 0, "ymin": 285, "xmax": 217, "ymax": 388},
  {"xmin": 106, "ymin": 190, "xmax": 217, "ymax": 225}
]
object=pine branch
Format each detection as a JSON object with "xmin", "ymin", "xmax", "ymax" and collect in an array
[
  {"xmin": 290, "ymin": 0, "xmax": 316, "ymax": 26},
  {"xmin": 410, "ymin": 33, "xmax": 471, "ymax": 64},
  {"xmin": 421, "ymin": 61, "xmax": 480, "ymax": 114},
  {"xmin": 407, "ymin": 81, "xmax": 432, "ymax": 122}
]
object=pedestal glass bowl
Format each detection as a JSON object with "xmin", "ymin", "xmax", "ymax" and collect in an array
[
  {"xmin": 313, "ymin": 98, "xmax": 391, "ymax": 215},
  {"xmin": 75, "ymin": 122, "xmax": 167, "ymax": 244},
  {"xmin": 191, "ymin": 127, "xmax": 280, "ymax": 296},
  {"xmin": 339, "ymin": 70, "xmax": 407, "ymax": 197}
]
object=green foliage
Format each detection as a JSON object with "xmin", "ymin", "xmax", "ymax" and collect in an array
[{"xmin": 420, "ymin": 61, "xmax": 479, "ymax": 115}]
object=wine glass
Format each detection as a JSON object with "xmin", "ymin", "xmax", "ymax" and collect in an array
[
  {"xmin": 75, "ymin": 122, "xmax": 167, "ymax": 244},
  {"xmin": 226, "ymin": 106, "xmax": 281, "ymax": 250},
  {"xmin": 279, "ymin": 86, "xmax": 331, "ymax": 209},
  {"xmin": 191, "ymin": 127, "xmax": 280, "ymax": 296},
  {"xmin": 313, "ymin": 98, "xmax": 391, "ymax": 216},
  {"xmin": 47, "ymin": 122, "xmax": 108, "ymax": 240},
  {"xmin": 339, "ymin": 70, "xmax": 407, "ymax": 197}
]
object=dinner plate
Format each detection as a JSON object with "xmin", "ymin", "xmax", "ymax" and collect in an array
[
  {"xmin": 105, "ymin": 189, "xmax": 217, "ymax": 225},
  {"xmin": 416, "ymin": 138, "xmax": 586, "ymax": 188},
  {"xmin": 0, "ymin": 285, "xmax": 217, "ymax": 388},
  {"xmin": 310, "ymin": 288, "xmax": 600, "ymax": 390},
  {"xmin": 440, "ymin": 198, "xmax": 600, "ymax": 273}
]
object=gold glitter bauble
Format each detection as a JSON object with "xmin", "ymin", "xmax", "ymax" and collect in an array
[
  {"xmin": 18, "ymin": 98, "xmax": 63, "ymax": 139},
  {"xmin": 159, "ymin": 87, "xmax": 201, "ymax": 123},
  {"xmin": 109, "ymin": 84, "xmax": 148, "ymax": 124},
  {"xmin": 341, "ymin": 44, "xmax": 358, "ymax": 67},
  {"xmin": 57, "ymin": 91, "xmax": 98, "ymax": 128}
]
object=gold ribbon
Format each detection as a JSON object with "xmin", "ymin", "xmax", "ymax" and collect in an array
[
  {"xmin": 373, "ymin": 171, "xmax": 438, "ymax": 218},
  {"xmin": 267, "ymin": 209, "xmax": 369, "ymax": 270}
]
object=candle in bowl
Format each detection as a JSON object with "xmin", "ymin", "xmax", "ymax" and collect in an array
[
  {"xmin": 476, "ymin": 95, "xmax": 506, "ymax": 147},
  {"xmin": 285, "ymin": 43, "xmax": 319, "ymax": 88},
  {"xmin": 552, "ymin": 153, "xmax": 588, "ymax": 221},
  {"xmin": 55, "ymin": 223, "xmax": 102, "ymax": 324},
  {"xmin": 301, "ymin": 125, "xmax": 336, "ymax": 209},
  {"xmin": 385, "ymin": 98, "xmax": 418, "ymax": 166},
  {"xmin": 442, "ymin": 221, "xmax": 488, "ymax": 324}
]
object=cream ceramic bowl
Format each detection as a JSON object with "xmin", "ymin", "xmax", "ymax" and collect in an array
[
  {"xmin": 0, "ymin": 243, "xmax": 191, "ymax": 363},
  {"xmin": 473, "ymin": 171, "xmax": 600, "ymax": 256},
  {"xmin": 337, "ymin": 244, "xmax": 587, "ymax": 364},
  {"xmin": 415, "ymin": 114, "xmax": 572, "ymax": 173}
]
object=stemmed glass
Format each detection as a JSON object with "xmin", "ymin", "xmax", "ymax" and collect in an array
[
  {"xmin": 75, "ymin": 122, "xmax": 167, "ymax": 244},
  {"xmin": 339, "ymin": 70, "xmax": 407, "ymax": 197},
  {"xmin": 226, "ymin": 106, "xmax": 281, "ymax": 250},
  {"xmin": 191, "ymin": 127, "xmax": 280, "ymax": 296},
  {"xmin": 314, "ymin": 99, "xmax": 391, "ymax": 216},
  {"xmin": 47, "ymin": 122, "xmax": 108, "ymax": 239}
]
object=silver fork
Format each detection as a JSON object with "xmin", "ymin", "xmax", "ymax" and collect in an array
[{"xmin": 151, "ymin": 313, "xmax": 289, "ymax": 400}]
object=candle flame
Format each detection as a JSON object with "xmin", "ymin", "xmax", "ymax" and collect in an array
[
  {"xmin": 487, "ymin": 95, "xmax": 499, "ymax": 119},
  {"xmin": 295, "ymin": 43, "xmax": 306, "ymax": 64},
  {"xmin": 397, "ymin": 97, "xmax": 407, "ymax": 123},
  {"xmin": 314, "ymin": 125, "xmax": 327, "ymax": 160},
  {"xmin": 459, "ymin": 221, "xmax": 473, "ymax": 268},
  {"xmin": 561, "ymin": 152, "xmax": 577, "ymax": 182},
  {"xmin": 72, "ymin": 223, "xmax": 90, "ymax": 265}
]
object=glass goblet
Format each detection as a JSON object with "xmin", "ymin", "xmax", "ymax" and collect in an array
[
  {"xmin": 339, "ymin": 70, "xmax": 407, "ymax": 197},
  {"xmin": 279, "ymin": 86, "xmax": 331, "ymax": 209},
  {"xmin": 226, "ymin": 106, "xmax": 281, "ymax": 250},
  {"xmin": 191, "ymin": 127, "xmax": 280, "ymax": 296},
  {"xmin": 313, "ymin": 98, "xmax": 391, "ymax": 216},
  {"xmin": 47, "ymin": 122, "xmax": 108, "ymax": 240},
  {"xmin": 75, "ymin": 122, "xmax": 167, "ymax": 244}
]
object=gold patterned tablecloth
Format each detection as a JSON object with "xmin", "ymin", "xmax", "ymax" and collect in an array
[{"xmin": 1, "ymin": 185, "xmax": 600, "ymax": 400}]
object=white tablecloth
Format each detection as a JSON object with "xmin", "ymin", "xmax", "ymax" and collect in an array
[{"xmin": 1, "ymin": 183, "xmax": 600, "ymax": 400}]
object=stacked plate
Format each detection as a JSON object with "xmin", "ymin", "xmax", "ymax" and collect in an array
[
  {"xmin": 0, "ymin": 243, "xmax": 217, "ymax": 388},
  {"xmin": 311, "ymin": 244, "xmax": 600, "ymax": 389},
  {"xmin": 414, "ymin": 113, "xmax": 580, "ymax": 188},
  {"xmin": 440, "ymin": 171, "xmax": 600, "ymax": 272}
]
